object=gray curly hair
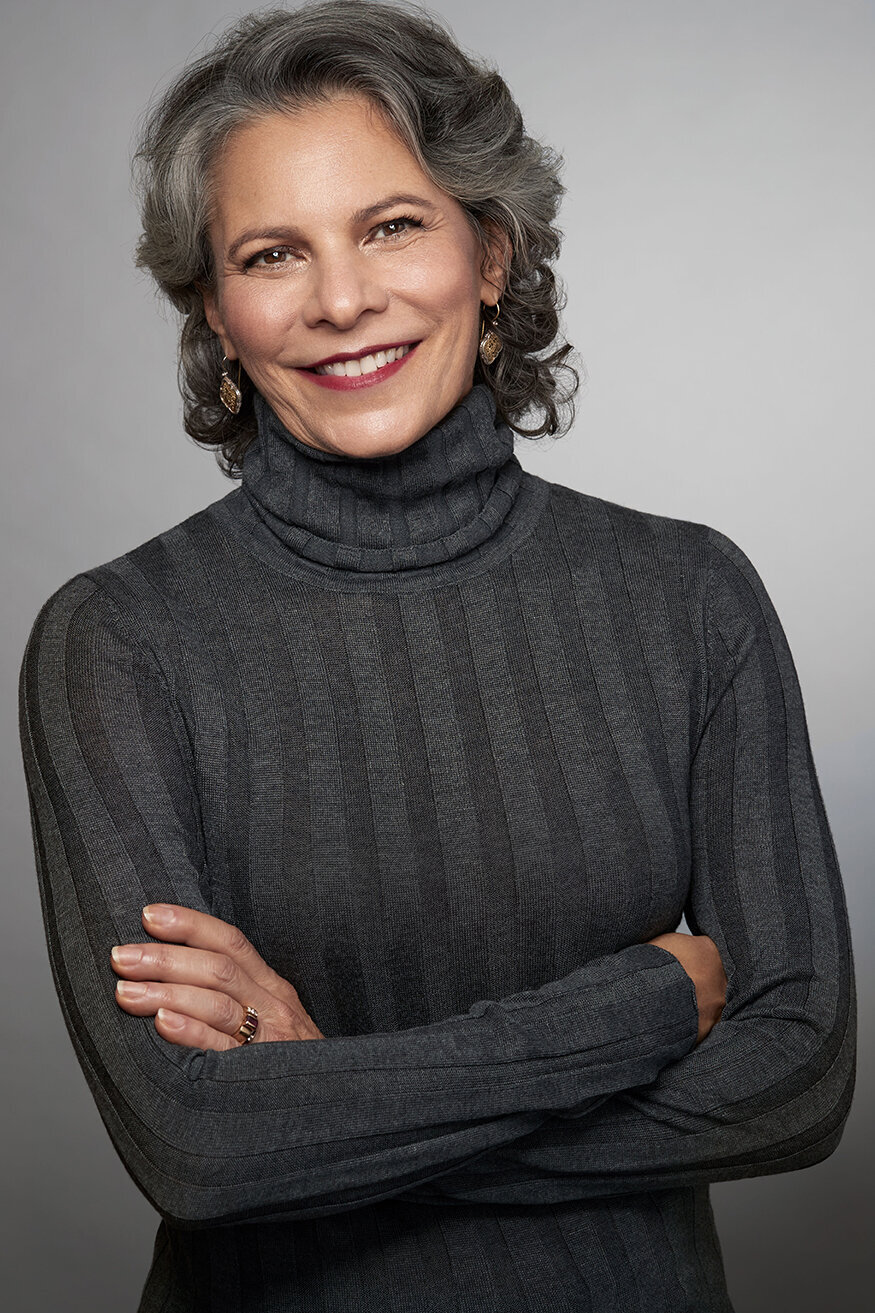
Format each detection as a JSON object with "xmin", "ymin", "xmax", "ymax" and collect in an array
[{"xmin": 134, "ymin": 0, "xmax": 578, "ymax": 475}]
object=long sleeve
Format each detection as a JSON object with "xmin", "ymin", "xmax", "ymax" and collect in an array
[
  {"xmin": 19, "ymin": 572, "xmax": 700, "ymax": 1229},
  {"xmin": 404, "ymin": 526, "xmax": 856, "ymax": 1207}
]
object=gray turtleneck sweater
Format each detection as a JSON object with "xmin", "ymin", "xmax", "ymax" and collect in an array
[{"xmin": 19, "ymin": 386, "xmax": 855, "ymax": 1312}]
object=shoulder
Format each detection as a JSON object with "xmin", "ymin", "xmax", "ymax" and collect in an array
[
  {"xmin": 537, "ymin": 478, "xmax": 784, "ymax": 642},
  {"xmin": 20, "ymin": 492, "xmax": 239, "ymax": 681},
  {"xmin": 540, "ymin": 478, "xmax": 743, "ymax": 581}
]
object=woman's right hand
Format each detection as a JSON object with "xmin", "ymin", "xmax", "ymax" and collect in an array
[
  {"xmin": 647, "ymin": 932, "xmax": 727, "ymax": 1045},
  {"xmin": 112, "ymin": 905, "xmax": 325, "ymax": 1050}
]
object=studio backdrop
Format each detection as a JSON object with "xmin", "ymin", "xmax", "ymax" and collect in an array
[{"xmin": 1, "ymin": 2, "xmax": 871, "ymax": 1310}]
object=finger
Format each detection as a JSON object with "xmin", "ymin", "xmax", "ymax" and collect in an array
[
  {"xmin": 111, "ymin": 941, "xmax": 259, "ymax": 1010},
  {"xmin": 140, "ymin": 904, "xmax": 291, "ymax": 996},
  {"xmin": 115, "ymin": 979, "xmax": 252, "ymax": 1038},
  {"xmin": 154, "ymin": 1008, "xmax": 238, "ymax": 1052}
]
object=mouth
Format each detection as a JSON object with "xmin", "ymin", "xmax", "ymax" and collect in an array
[{"xmin": 297, "ymin": 341, "xmax": 420, "ymax": 391}]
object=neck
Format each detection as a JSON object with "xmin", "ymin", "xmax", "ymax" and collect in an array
[{"xmin": 239, "ymin": 386, "xmax": 526, "ymax": 574}]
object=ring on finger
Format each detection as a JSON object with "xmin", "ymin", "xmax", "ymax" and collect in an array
[{"xmin": 234, "ymin": 1005, "xmax": 259, "ymax": 1045}]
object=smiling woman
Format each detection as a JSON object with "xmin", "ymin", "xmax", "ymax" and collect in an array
[
  {"xmin": 18, "ymin": 3, "xmax": 855, "ymax": 1312},
  {"xmin": 199, "ymin": 97, "xmax": 505, "ymax": 457},
  {"xmin": 133, "ymin": 0, "xmax": 575, "ymax": 475}
]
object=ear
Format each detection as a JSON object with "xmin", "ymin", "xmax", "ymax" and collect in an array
[
  {"xmin": 478, "ymin": 219, "xmax": 511, "ymax": 307},
  {"xmin": 198, "ymin": 283, "xmax": 237, "ymax": 361}
]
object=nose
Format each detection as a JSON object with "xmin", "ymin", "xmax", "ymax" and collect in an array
[{"xmin": 301, "ymin": 248, "xmax": 389, "ymax": 331}]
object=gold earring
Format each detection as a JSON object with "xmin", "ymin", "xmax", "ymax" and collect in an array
[
  {"xmin": 219, "ymin": 356, "xmax": 243, "ymax": 415},
  {"xmin": 478, "ymin": 301, "xmax": 503, "ymax": 366}
]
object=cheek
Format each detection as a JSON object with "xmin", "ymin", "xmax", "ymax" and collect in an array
[
  {"xmin": 218, "ymin": 281, "xmax": 302, "ymax": 358},
  {"xmin": 402, "ymin": 243, "xmax": 483, "ymax": 325}
]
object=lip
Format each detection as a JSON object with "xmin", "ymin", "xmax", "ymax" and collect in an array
[
  {"xmin": 297, "ymin": 342, "xmax": 419, "ymax": 391},
  {"xmin": 305, "ymin": 340, "xmax": 419, "ymax": 369}
]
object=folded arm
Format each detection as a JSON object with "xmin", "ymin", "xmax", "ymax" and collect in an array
[
  {"xmin": 404, "ymin": 528, "xmax": 856, "ymax": 1206},
  {"xmin": 19, "ymin": 573, "xmax": 700, "ymax": 1229}
]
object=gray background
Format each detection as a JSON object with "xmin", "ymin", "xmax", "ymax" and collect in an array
[{"xmin": 2, "ymin": 1, "xmax": 871, "ymax": 1308}]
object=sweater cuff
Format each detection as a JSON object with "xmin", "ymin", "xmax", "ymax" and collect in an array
[{"xmin": 635, "ymin": 942, "xmax": 700, "ymax": 1054}]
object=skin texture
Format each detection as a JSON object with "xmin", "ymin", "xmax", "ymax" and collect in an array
[
  {"xmin": 201, "ymin": 95, "xmax": 505, "ymax": 460},
  {"xmin": 112, "ymin": 95, "xmax": 728, "ymax": 1051}
]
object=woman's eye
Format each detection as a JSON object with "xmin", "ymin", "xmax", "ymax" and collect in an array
[
  {"xmin": 374, "ymin": 216, "xmax": 422, "ymax": 240},
  {"xmin": 247, "ymin": 247, "xmax": 296, "ymax": 268}
]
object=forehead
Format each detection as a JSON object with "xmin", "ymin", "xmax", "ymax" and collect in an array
[{"xmin": 208, "ymin": 96, "xmax": 435, "ymax": 230}]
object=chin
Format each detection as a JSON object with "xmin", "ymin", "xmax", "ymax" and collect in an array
[
  {"xmin": 298, "ymin": 397, "xmax": 459, "ymax": 460},
  {"xmin": 332, "ymin": 421, "xmax": 428, "ymax": 460}
]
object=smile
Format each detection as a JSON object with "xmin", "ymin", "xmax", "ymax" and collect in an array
[{"xmin": 299, "ymin": 342, "xmax": 419, "ymax": 391}]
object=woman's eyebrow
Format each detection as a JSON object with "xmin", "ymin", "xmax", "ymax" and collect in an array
[
  {"xmin": 226, "ymin": 195, "xmax": 437, "ymax": 261},
  {"xmin": 351, "ymin": 193, "xmax": 437, "ymax": 224},
  {"xmin": 227, "ymin": 226, "xmax": 302, "ymax": 261}
]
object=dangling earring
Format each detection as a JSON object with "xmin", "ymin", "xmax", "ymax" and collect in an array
[
  {"xmin": 478, "ymin": 300, "xmax": 503, "ymax": 366},
  {"xmin": 219, "ymin": 356, "xmax": 243, "ymax": 416}
]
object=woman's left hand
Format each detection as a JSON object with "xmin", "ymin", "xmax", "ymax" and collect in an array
[{"xmin": 111, "ymin": 905, "xmax": 325, "ymax": 1049}]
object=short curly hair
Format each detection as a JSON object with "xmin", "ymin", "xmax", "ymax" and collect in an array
[{"xmin": 134, "ymin": 0, "xmax": 578, "ymax": 475}]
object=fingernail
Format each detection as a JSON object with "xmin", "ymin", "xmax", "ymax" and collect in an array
[
  {"xmin": 111, "ymin": 945, "xmax": 143, "ymax": 966},
  {"xmin": 157, "ymin": 1008, "xmax": 185, "ymax": 1031},
  {"xmin": 116, "ymin": 980, "xmax": 148, "ymax": 999},
  {"xmin": 143, "ymin": 904, "xmax": 174, "ymax": 926}
]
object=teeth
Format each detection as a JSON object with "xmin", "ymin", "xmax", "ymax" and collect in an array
[{"xmin": 316, "ymin": 344, "xmax": 411, "ymax": 376}]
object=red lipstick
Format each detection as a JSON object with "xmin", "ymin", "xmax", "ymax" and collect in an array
[{"xmin": 297, "ymin": 343, "xmax": 419, "ymax": 391}]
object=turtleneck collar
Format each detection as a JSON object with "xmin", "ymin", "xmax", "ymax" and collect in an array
[{"xmin": 239, "ymin": 385, "xmax": 526, "ymax": 574}]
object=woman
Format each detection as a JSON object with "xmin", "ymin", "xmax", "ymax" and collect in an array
[{"xmin": 18, "ymin": 3, "xmax": 855, "ymax": 1310}]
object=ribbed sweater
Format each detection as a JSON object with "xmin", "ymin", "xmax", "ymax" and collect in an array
[{"xmin": 19, "ymin": 385, "xmax": 855, "ymax": 1312}]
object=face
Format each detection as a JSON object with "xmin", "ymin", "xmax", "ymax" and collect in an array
[{"xmin": 202, "ymin": 96, "xmax": 503, "ymax": 458}]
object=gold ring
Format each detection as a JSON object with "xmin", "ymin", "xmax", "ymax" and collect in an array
[{"xmin": 234, "ymin": 1005, "xmax": 259, "ymax": 1045}]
